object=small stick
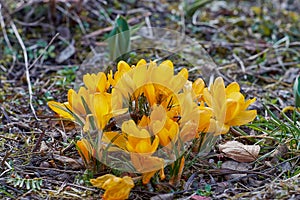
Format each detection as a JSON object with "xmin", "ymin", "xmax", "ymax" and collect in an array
[
  {"xmin": 233, "ymin": 53, "xmax": 245, "ymax": 74},
  {"xmin": 0, "ymin": 135, "xmax": 18, "ymax": 142},
  {"xmin": 32, "ymin": 131, "xmax": 45, "ymax": 152},
  {"xmin": 10, "ymin": 20, "xmax": 39, "ymax": 120},
  {"xmin": 28, "ymin": 33, "xmax": 59, "ymax": 70},
  {"xmin": 1, "ymin": 150, "xmax": 11, "ymax": 167}
]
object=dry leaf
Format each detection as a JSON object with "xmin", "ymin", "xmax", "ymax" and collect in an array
[
  {"xmin": 55, "ymin": 41, "xmax": 75, "ymax": 63},
  {"xmin": 39, "ymin": 141, "xmax": 49, "ymax": 153},
  {"xmin": 219, "ymin": 141, "xmax": 260, "ymax": 162},
  {"xmin": 191, "ymin": 195, "xmax": 211, "ymax": 200},
  {"xmin": 221, "ymin": 160, "xmax": 251, "ymax": 180},
  {"xmin": 53, "ymin": 154, "xmax": 82, "ymax": 169},
  {"xmin": 150, "ymin": 194, "xmax": 173, "ymax": 200}
]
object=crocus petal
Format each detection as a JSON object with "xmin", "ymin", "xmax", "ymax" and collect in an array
[
  {"xmin": 225, "ymin": 82, "xmax": 240, "ymax": 94},
  {"xmin": 136, "ymin": 59, "xmax": 147, "ymax": 68},
  {"xmin": 48, "ymin": 101, "xmax": 74, "ymax": 120},
  {"xmin": 83, "ymin": 72, "xmax": 108, "ymax": 93},
  {"xmin": 133, "ymin": 64, "xmax": 147, "ymax": 87},
  {"xmin": 68, "ymin": 88, "xmax": 88, "ymax": 116},
  {"xmin": 203, "ymin": 88, "xmax": 212, "ymax": 107},
  {"xmin": 150, "ymin": 135, "xmax": 160, "ymax": 153},
  {"xmin": 90, "ymin": 174, "xmax": 134, "ymax": 200},
  {"xmin": 157, "ymin": 129, "xmax": 170, "ymax": 146},
  {"xmin": 159, "ymin": 60, "xmax": 174, "ymax": 70},
  {"xmin": 152, "ymin": 63, "xmax": 173, "ymax": 84},
  {"xmin": 122, "ymin": 120, "xmax": 150, "ymax": 139},
  {"xmin": 198, "ymin": 107, "xmax": 213, "ymax": 133},
  {"xmin": 170, "ymin": 74, "xmax": 188, "ymax": 93},
  {"xmin": 117, "ymin": 60, "xmax": 131, "ymax": 72},
  {"xmin": 90, "ymin": 174, "xmax": 116, "ymax": 188},
  {"xmin": 135, "ymin": 140, "xmax": 153, "ymax": 154},
  {"xmin": 102, "ymin": 131, "xmax": 127, "ymax": 150},
  {"xmin": 142, "ymin": 170, "xmax": 157, "ymax": 185},
  {"xmin": 93, "ymin": 93, "xmax": 112, "ymax": 130},
  {"xmin": 76, "ymin": 139, "xmax": 92, "ymax": 163},
  {"xmin": 192, "ymin": 78, "xmax": 205, "ymax": 101},
  {"xmin": 227, "ymin": 110, "xmax": 257, "ymax": 126},
  {"xmin": 227, "ymin": 92, "xmax": 245, "ymax": 104},
  {"xmin": 225, "ymin": 99, "xmax": 240, "ymax": 122},
  {"xmin": 212, "ymin": 77, "xmax": 226, "ymax": 114},
  {"xmin": 178, "ymin": 68, "xmax": 188, "ymax": 80},
  {"xmin": 96, "ymin": 72, "xmax": 108, "ymax": 93},
  {"xmin": 242, "ymin": 98, "xmax": 256, "ymax": 110},
  {"xmin": 143, "ymin": 83, "xmax": 156, "ymax": 106}
]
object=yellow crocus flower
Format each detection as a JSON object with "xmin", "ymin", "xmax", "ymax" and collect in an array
[
  {"xmin": 90, "ymin": 174, "xmax": 134, "ymax": 200},
  {"xmin": 198, "ymin": 102, "xmax": 214, "ymax": 133},
  {"xmin": 156, "ymin": 117, "xmax": 179, "ymax": 147},
  {"xmin": 68, "ymin": 87, "xmax": 90, "ymax": 116},
  {"xmin": 76, "ymin": 138, "xmax": 94, "ymax": 165},
  {"xmin": 48, "ymin": 87, "xmax": 90, "ymax": 122},
  {"xmin": 83, "ymin": 92, "xmax": 112, "ymax": 131},
  {"xmin": 192, "ymin": 78, "xmax": 205, "ymax": 102},
  {"xmin": 108, "ymin": 60, "xmax": 131, "ymax": 86},
  {"xmin": 83, "ymin": 72, "xmax": 110, "ymax": 93},
  {"xmin": 47, "ymin": 101, "xmax": 74, "ymax": 120},
  {"xmin": 203, "ymin": 77, "xmax": 257, "ymax": 134}
]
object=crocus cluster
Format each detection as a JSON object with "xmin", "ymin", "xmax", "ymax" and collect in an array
[{"xmin": 48, "ymin": 59, "xmax": 257, "ymax": 199}]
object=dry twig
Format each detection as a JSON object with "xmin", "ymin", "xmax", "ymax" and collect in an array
[{"xmin": 10, "ymin": 20, "xmax": 39, "ymax": 120}]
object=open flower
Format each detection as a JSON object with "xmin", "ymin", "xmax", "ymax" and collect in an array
[
  {"xmin": 107, "ymin": 60, "xmax": 200, "ymax": 181},
  {"xmin": 156, "ymin": 117, "xmax": 179, "ymax": 147},
  {"xmin": 121, "ymin": 116, "xmax": 165, "ymax": 184},
  {"xmin": 203, "ymin": 77, "xmax": 257, "ymax": 134},
  {"xmin": 84, "ymin": 92, "xmax": 112, "ymax": 131},
  {"xmin": 90, "ymin": 174, "xmax": 134, "ymax": 200},
  {"xmin": 83, "ymin": 72, "xmax": 110, "ymax": 93},
  {"xmin": 122, "ymin": 120, "xmax": 159, "ymax": 154},
  {"xmin": 47, "ymin": 101, "xmax": 74, "ymax": 120},
  {"xmin": 48, "ymin": 72, "xmax": 111, "ymax": 125},
  {"xmin": 67, "ymin": 87, "xmax": 90, "ymax": 117},
  {"xmin": 112, "ymin": 59, "xmax": 188, "ymax": 113},
  {"xmin": 48, "ymin": 87, "xmax": 90, "ymax": 123}
]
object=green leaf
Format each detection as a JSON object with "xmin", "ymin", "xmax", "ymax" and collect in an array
[
  {"xmin": 0, "ymin": 189, "xmax": 14, "ymax": 198},
  {"xmin": 185, "ymin": 0, "xmax": 213, "ymax": 17},
  {"xmin": 294, "ymin": 75, "xmax": 300, "ymax": 107},
  {"xmin": 31, "ymin": 180, "xmax": 36, "ymax": 189},
  {"xmin": 26, "ymin": 179, "xmax": 30, "ymax": 190},
  {"xmin": 19, "ymin": 179, "xmax": 24, "ymax": 188},
  {"xmin": 107, "ymin": 16, "xmax": 131, "ymax": 62},
  {"xmin": 14, "ymin": 179, "xmax": 21, "ymax": 187},
  {"xmin": 36, "ymin": 181, "xmax": 41, "ymax": 190},
  {"xmin": 130, "ymin": 22, "xmax": 145, "ymax": 35}
]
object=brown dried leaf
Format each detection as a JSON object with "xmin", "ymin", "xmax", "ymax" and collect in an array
[
  {"xmin": 53, "ymin": 154, "xmax": 82, "ymax": 170},
  {"xmin": 55, "ymin": 42, "xmax": 75, "ymax": 63},
  {"xmin": 221, "ymin": 160, "xmax": 251, "ymax": 180},
  {"xmin": 39, "ymin": 141, "xmax": 49, "ymax": 153},
  {"xmin": 219, "ymin": 141, "xmax": 260, "ymax": 162},
  {"xmin": 150, "ymin": 194, "xmax": 173, "ymax": 200}
]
